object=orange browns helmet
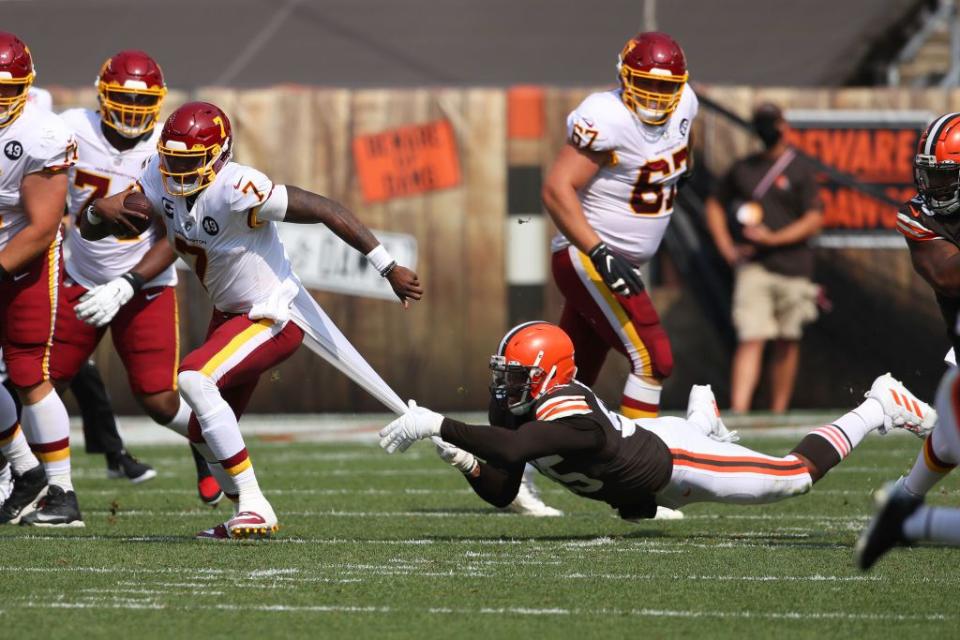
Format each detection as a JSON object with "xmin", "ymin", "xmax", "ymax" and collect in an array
[
  {"xmin": 490, "ymin": 321, "xmax": 577, "ymax": 415},
  {"xmin": 0, "ymin": 32, "xmax": 35, "ymax": 128},
  {"xmin": 97, "ymin": 50, "xmax": 167, "ymax": 138},
  {"xmin": 158, "ymin": 101, "xmax": 232, "ymax": 197},
  {"xmin": 915, "ymin": 112, "xmax": 960, "ymax": 215},
  {"xmin": 617, "ymin": 31, "xmax": 688, "ymax": 127}
]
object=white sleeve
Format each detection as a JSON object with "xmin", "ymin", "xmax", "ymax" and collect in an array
[
  {"xmin": 22, "ymin": 116, "xmax": 77, "ymax": 175},
  {"xmin": 255, "ymin": 184, "xmax": 288, "ymax": 222},
  {"xmin": 566, "ymin": 94, "xmax": 616, "ymax": 153}
]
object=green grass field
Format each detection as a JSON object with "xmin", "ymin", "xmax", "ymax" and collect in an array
[{"xmin": 1, "ymin": 431, "xmax": 957, "ymax": 639}]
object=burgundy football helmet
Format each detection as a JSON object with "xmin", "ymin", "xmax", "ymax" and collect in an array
[
  {"xmin": 157, "ymin": 101, "xmax": 232, "ymax": 196},
  {"xmin": 0, "ymin": 32, "xmax": 35, "ymax": 128},
  {"xmin": 617, "ymin": 32, "xmax": 688, "ymax": 126},
  {"xmin": 97, "ymin": 50, "xmax": 167, "ymax": 138}
]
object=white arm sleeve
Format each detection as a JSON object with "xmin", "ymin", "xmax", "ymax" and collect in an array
[{"xmin": 256, "ymin": 184, "xmax": 288, "ymax": 222}]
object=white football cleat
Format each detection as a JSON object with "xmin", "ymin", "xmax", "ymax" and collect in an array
[
  {"xmin": 687, "ymin": 384, "xmax": 739, "ymax": 443},
  {"xmin": 227, "ymin": 498, "xmax": 278, "ymax": 539},
  {"xmin": 866, "ymin": 373, "xmax": 937, "ymax": 437},
  {"xmin": 505, "ymin": 469, "xmax": 563, "ymax": 517},
  {"xmin": 653, "ymin": 506, "xmax": 684, "ymax": 520}
]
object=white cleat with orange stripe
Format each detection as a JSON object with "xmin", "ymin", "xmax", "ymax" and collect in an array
[{"xmin": 866, "ymin": 373, "xmax": 937, "ymax": 437}]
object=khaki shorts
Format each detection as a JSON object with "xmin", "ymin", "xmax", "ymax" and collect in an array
[{"xmin": 732, "ymin": 263, "xmax": 819, "ymax": 342}]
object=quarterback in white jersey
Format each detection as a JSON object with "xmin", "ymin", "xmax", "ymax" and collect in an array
[
  {"xmin": 0, "ymin": 32, "xmax": 81, "ymax": 527},
  {"xmin": 87, "ymin": 101, "xmax": 423, "ymax": 539},
  {"xmin": 50, "ymin": 51, "xmax": 223, "ymax": 505},
  {"xmin": 544, "ymin": 32, "xmax": 696, "ymax": 438}
]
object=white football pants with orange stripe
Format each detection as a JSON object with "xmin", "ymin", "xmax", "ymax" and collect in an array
[{"xmin": 640, "ymin": 417, "xmax": 813, "ymax": 509}]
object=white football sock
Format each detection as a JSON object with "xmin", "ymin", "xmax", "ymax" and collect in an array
[
  {"xmin": 161, "ymin": 397, "xmax": 192, "ymax": 438},
  {"xmin": 0, "ymin": 385, "xmax": 38, "ymax": 474},
  {"xmin": 903, "ymin": 506, "xmax": 960, "ymax": 544},
  {"xmin": 20, "ymin": 388, "xmax": 72, "ymax": 491},
  {"xmin": 903, "ymin": 432, "xmax": 956, "ymax": 498},
  {"xmin": 621, "ymin": 374, "xmax": 661, "ymax": 419}
]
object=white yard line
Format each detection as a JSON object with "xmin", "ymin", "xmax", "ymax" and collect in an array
[{"xmin": 10, "ymin": 599, "xmax": 953, "ymax": 622}]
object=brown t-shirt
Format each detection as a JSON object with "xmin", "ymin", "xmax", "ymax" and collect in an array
[{"xmin": 714, "ymin": 149, "xmax": 822, "ymax": 278}]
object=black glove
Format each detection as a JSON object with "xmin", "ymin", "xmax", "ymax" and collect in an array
[{"xmin": 588, "ymin": 242, "xmax": 644, "ymax": 297}]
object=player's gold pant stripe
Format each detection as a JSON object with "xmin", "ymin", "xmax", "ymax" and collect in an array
[
  {"xmin": 41, "ymin": 234, "xmax": 61, "ymax": 380},
  {"xmin": 923, "ymin": 436, "xmax": 955, "ymax": 473},
  {"xmin": 576, "ymin": 250, "xmax": 653, "ymax": 378},
  {"xmin": 36, "ymin": 447, "xmax": 70, "ymax": 463},
  {"xmin": 199, "ymin": 319, "xmax": 273, "ymax": 378},
  {"xmin": 172, "ymin": 289, "xmax": 180, "ymax": 391}
]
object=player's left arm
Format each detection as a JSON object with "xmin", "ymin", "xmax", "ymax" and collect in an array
[
  {"xmin": 0, "ymin": 169, "xmax": 68, "ymax": 276},
  {"xmin": 277, "ymin": 185, "xmax": 423, "ymax": 306},
  {"xmin": 379, "ymin": 400, "xmax": 603, "ymax": 463}
]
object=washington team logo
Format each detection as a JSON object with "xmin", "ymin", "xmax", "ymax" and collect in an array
[
  {"xmin": 4, "ymin": 140, "xmax": 22, "ymax": 160},
  {"xmin": 679, "ymin": 118, "xmax": 690, "ymax": 136},
  {"xmin": 202, "ymin": 216, "xmax": 220, "ymax": 236}
]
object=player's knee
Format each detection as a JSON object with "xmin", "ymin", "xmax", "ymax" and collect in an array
[
  {"xmin": 177, "ymin": 370, "xmax": 220, "ymax": 415},
  {"xmin": 138, "ymin": 391, "xmax": 180, "ymax": 425}
]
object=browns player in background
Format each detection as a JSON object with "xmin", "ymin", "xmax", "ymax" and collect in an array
[
  {"xmin": 0, "ymin": 32, "xmax": 81, "ymax": 526},
  {"xmin": 50, "ymin": 51, "xmax": 223, "ymax": 506},
  {"xmin": 543, "ymin": 32, "xmax": 696, "ymax": 426}
]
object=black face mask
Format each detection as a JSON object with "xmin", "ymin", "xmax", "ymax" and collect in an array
[{"xmin": 754, "ymin": 119, "xmax": 782, "ymax": 148}]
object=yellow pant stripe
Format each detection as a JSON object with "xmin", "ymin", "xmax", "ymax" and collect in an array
[
  {"xmin": 172, "ymin": 290, "xmax": 180, "ymax": 390},
  {"xmin": 41, "ymin": 234, "xmax": 61, "ymax": 380},
  {"xmin": 576, "ymin": 250, "xmax": 653, "ymax": 377},
  {"xmin": 199, "ymin": 319, "xmax": 272, "ymax": 377}
]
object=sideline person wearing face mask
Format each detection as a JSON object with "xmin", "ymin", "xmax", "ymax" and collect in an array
[{"xmin": 704, "ymin": 102, "xmax": 824, "ymax": 414}]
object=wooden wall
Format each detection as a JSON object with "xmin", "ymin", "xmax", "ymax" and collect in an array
[{"xmin": 45, "ymin": 85, "xmax": 951, "ymax": 412}]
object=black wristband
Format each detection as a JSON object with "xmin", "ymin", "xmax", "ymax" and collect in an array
[
  {"xmin": 121, "ymin": 271, "xmax": 146, "ymax": 292},
  {"xmin": 379, "ymin": 260, "xmax": 397, "ymax": 277}
]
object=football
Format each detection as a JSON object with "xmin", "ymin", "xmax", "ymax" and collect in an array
[{"xmin": 114, "ymin": 190, "xmax": 156, "ymax": 238}]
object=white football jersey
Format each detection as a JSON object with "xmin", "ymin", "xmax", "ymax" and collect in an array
[
  {"xmin": 551, "ymin": 85, "xmax": 698, "ymax": 265},
  {"xmin": 61, "ymin": 108, "xmax": 175, "ymax": 289},
  {"xmin": 139, "ymin": 158, "xmax": 296, "ymax": 315},
  {"xmin": 0, "ymin": 103, "xmax": 77, "ymax": 251}
]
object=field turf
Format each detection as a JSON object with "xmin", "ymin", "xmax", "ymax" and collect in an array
[{"xmin": 0, "ymin": 430, "xmax": 957, "ymax": 639}]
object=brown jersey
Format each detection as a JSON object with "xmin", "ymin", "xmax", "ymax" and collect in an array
[
  {"xmin": 896, "ymin": 196, "xmax": 960, "ymax": 351},
  {"xmin": 440, "ymin": 381, "xmax": 673, "ymax": 511}
]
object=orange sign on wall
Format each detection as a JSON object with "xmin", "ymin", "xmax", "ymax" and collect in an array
[
  {"xmin": 353, "ymin": 120, "xmax": 461, "ymax": 203},
  {"xmin": 785, "ymin": 114, "xmax": 926, "ymax": 232}
]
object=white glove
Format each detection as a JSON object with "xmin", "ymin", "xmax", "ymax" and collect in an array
[
  {"xmin": 75, "ymin": 277, "xmax": 135, "ymax": 327},
  {"xmin": 379, "ymin": 400, "xmax": 444, "ymax": 454},
  {"xmin": 431, "ymin": 436, "xmax": 477, "ymax": 474}
]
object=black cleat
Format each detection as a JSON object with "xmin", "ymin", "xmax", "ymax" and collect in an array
[
  {"xmin": 0, "ymin": 465, "xmax": 47, "ymax": 524},
  {"xmin": 855, "ymin": 480, "xmax": 922, "ymax": 571},
  {"xmin": 20, "ymin": 485, "xmax": 84, "ymax": 528},
  {"xmin": 106, "ymin": 450, "xmax": 157, "ymax": 484}
]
